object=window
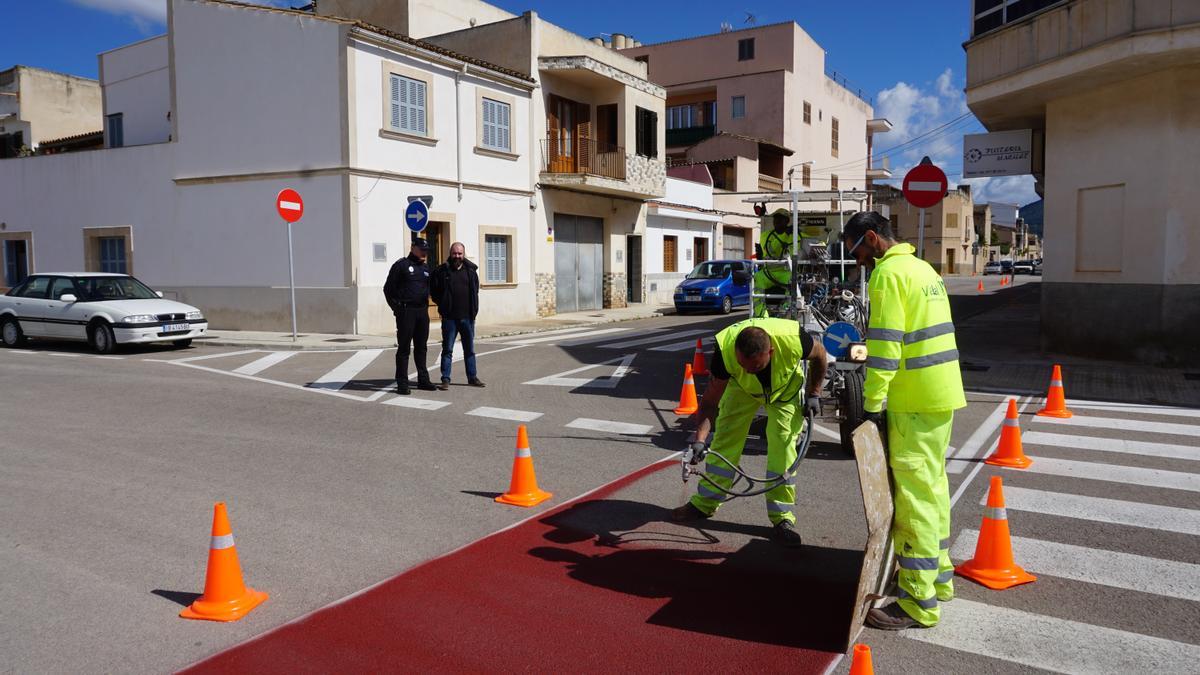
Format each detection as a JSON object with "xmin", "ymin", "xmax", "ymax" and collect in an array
[
  {"xmin": 802, "ymin": 164, "xmax": 811, "ymax": 188},
  {"xmin": 635, "ymin": 107, "xmax": 658, "ymax": 158},
  {"xmin": 481, "ymin": 97, "xmax": 511, "ymax": 152},
  {"xmin": 597, "ymin": 103, "xmax": 618, "ymax": 151},
  {"xmin": 731, "ymin": 96, "xmax": 745, "ymax": 119},
  {"xmin": 722, "ymin": 228, "xmax": 746, "ymax": 260},
  {"xmin": 667, "ymin": 101, "xmax": 716, "ymax": 130},
  {"xmin": 663, "ymin": 236, "xmax": 677, "ymax": 273},
  {"xmin": 830, "ymin": 174, "xmax": 839, "ymax": 210},
  {"xmin": 803, "ymin": 101, "xmax": 811, "ymax": 125},
  {"xmin": 738, "ymin": 38, "xmax": 755, "ymax": 61},
  {"xmin": 484, "ymin": 234, "xmax": 510, "ymax": 283},
  {"xmin": 389, "ymin": 74, "xmax": 427, "ymax": 136},
  {"xmin": 4, "ymin": 239, "xmax": 28, "ymax": 287},
  {"xmin": 17, "ymin": 276, "xmax": 50, "ymax": 298},
  {"xmin": 373, "ymin": 243, "xmax": 387, "ymax": 262},
  {"xmin": 49, "ymin": 277, "xmax": 78, "ymax": 301},
  {"xmin": 945, "ymin": 214, "xmax": 958, "ymax": 230},
  {"xmin": 99, "ymin": 237, "xmax": 127, "ymax": 273},
  {"xmin": 106, "ymin": 113, "xmax": 124, "ymax": 148},
  {"xmin": 635, "ymin": 55, "xmax": 649, "ymax": 65},
  {"xmin": 831, "ymin": 117, "xmax": 839, "ymax": 157},
  {"xmin": 694, "ymin": 237, "xmax": 709, "ymax": 264}
]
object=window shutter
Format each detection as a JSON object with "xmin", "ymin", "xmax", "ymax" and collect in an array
[
  {"xmin": 498, "ymin": 101, "xmax": 510, "ymax": 151},
  {"xmin": 483, "ymin": 99, "xmax": 494, "ymax": 149},
  {"xmin": 390, "ymin": 76, "xmax": 401, "ymax": 129},
  {"xmin": 413, "ymin": 79, "xmax": 426, "ymax": 134}
]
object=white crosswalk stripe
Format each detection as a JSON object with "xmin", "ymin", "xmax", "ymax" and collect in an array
[
  {"xmin": 465, "ymin": 407, "xmax": 542, "ymax": 422},
  {"xmin": 1032, "ymin": 413, "xmax": 1200, "ymax": 439},
  {"xmin": 565, "ymin": 418, "xmax": 653, "ymax": 435},
  {"xmin": 1011, "ymin": 455, "xmax": 1200, "ymax": 492},
  {"xmin": 1068, "ymin": 400, "xmax": 1200, "ymax": 420},
  {"xmin": 382, "ymin": 397, "xmax": 450, "ymax": 411},
  {"xmin": 1023, "ymin": 430, "xmax": 1199, "ymax": 461},
  {"xmin": 994, "ymin": 486, "xmax": 1200, "ymax": 536},
  {"xmin": 951, "ymin": 529, "xmax": 1200, "ymax": 601},
  {"xmin": 310, "ymin": 349, "xmax": 384, "ymax": 391},
  {"xmin": 650, "ymin": 336, "xmax": 715, "ymax": 352},
  {"xmin": 492, "ymin": 327, "xmax": 621, "ymax": 345},
  {"xmin": 903, "ymin": 599, "xmax": 1200, "ymax": 673},
  {"xmin": 233, "ymin": 351, "xmax": 296, "ymax": 376},
  {"xmin": 599, "ymin": 329, "xmax": 698, "ymax": 349}
]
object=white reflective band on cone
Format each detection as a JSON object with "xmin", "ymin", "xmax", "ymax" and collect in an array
[
  {"xmin": 515, "ymin": 447, "xmax": 531, "ymax": 458},
  {"xmin": 1003, "ymin": 418, "xmax": 1020, "ymax": 427},
  {"xmin": 985, "ymin": 507, "xmax": 1007, "ymax": 520},
  {"xmin": 1050, "ymin": 379, "xmax": 1063, "ymax": 387},
  {"xmin": 211, "ymin": 534, "xmax": 235, "ymax": 550}
]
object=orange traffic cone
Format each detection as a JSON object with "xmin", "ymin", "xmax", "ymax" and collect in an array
[
  {"xmin": 673, "ymin": 363, "xmax": 699, "ymax": 415},
  {"xmin": 977, "ymin": 280, "xmax": 984, "ymax": 292},
  {"xmin": 496, "ymin": 425, "xmax": 552, "ymax": 507},
  {"xmin": 691, "ymin": 338, "xmax": 709, "ymax": 377},
  {"xmin": 985, "ymin": 399, "xmax": 1032, "ymax": 469},
  {"xmin": 1036, "ymin": 364, "xmax": 1073, "ymax": 418},
  {"xmin": 180, "ymin": 502, "xmax": 268, "ymax": 622},
  {"xmin": 955, "ymin": 476, "xmax": 1037, "ymax": 590},
  {"xmin": 848, "ymin": 643, "xmax": 874, "ymax": 675},
  {"xmin": 1000, "ymin": 276, "xmax": 1007, "ymax": 286}
]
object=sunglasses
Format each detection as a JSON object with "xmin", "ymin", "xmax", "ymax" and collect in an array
[{"xmin": 844, "ymin": 232, "xmax": 867, "ymax": 255}]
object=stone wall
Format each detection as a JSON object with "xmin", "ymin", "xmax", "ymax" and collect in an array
[
  {"xmin": 603, "ymin": 271, "xmax": 628, "ymax": 309},
  {"xmin": 627, "ymin": 153, "xmax": 666, "ymax": 198},
  {"xmin": 534, "ymin": 272, "xmax": 556, "ymax": 317}
]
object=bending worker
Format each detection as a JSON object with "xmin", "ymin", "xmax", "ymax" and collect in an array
[
  {"xmin": 673, "ymin": 317, "xmax": 827, "ymax": 547},
  {"xmin": 841, "ymin": 211, "xmax": 966, "ymax": 631},
  {"xmin": 753, "ymin": 209, "xmax": 795, "ymax": 317}
]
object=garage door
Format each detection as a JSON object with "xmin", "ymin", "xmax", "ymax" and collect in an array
[
  {"xmin": 723, "ymin": 227, "xmax": 746, "ymax": 260},
  {"xmin": 554, "ymin": 214, "xmax": 604, "ymax": 313}
]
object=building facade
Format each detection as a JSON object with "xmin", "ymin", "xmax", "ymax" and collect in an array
[
  {"xmin": 876, "ymin": 185, "xmax": 981, "ymax": 275},
  {"xmin": 644, "ymin": 172, "xmax": 723, "ymax": 305},
  {"xmin": 0, "ymin": 65, "xmax": 102, "ymax": 159},
  {"xmin": 965, "ymin": 0, "xmax": 1200, "ymax": 363}
]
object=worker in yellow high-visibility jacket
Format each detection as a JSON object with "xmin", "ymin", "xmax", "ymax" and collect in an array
[
  {"xmin": 841, "ymin": 211, "xmax": 966, "ymax": 630},
  {"xmin": 753, "ymin": 210, "xmax": 795, "ymax": 317}
]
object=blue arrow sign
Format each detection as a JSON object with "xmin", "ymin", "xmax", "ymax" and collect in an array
[
  {"xmin": 822, "ymin": 321, "xmax": 862, "ymax": 359},
  {"xmin": 404, "ymin": 199, "xmax": 429, "ymax": 233}
]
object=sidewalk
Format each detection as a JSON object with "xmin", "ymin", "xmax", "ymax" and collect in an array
[{"xmin": 194, "ymin": 303, "xmax": 676, "ymax": 351}]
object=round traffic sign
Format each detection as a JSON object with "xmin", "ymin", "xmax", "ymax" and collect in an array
[
  {"xmin": 822, "ymin": 321, "xmax": 862, "ymax": 359},
  {"xmin": 902, "ymin": 162, "xmax": 948, "ymax": 209},
  {"xmin": 404, "ymin": 199, "xmax": 429, "ymax": 233},
  {"xmin": 276, "ymin": 188, "xmax": 304, "ymax": 223}
]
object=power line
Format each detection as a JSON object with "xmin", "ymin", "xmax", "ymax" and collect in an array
[{"xmin": 808, "ymin": 112, "xmax": 976, "ymax": 174}]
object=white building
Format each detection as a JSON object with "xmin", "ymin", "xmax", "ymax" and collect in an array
[
  {"xmin": 643, "ymin": 171, "xmax": 723, "ymax": 305},
  {"xmin": 0, "ymin": 0, "xmax": 538, "ymax": 333}
]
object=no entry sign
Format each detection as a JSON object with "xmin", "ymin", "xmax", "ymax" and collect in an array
[
  {"xmin": 276, "ymin": 188, "xmax": 304, "ymax": 223},
  {"xmin": 902, "ymin": 160, "xmax": 948, "ymax": 209}
]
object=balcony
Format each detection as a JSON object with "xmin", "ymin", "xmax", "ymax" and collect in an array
[
  {"xmin": 540, "ymin": 136, "xmax": 665, "ymax": 199},
  {"xmin": 666, "ymin": 125, "xmax": 716, "ymax": 148}
]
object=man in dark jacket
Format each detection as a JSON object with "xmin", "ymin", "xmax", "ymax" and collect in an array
[
  {"xmin": 429, "ymin": 241, "xmax": 485, "ymax": 389},
  {"xmin": 383, "ymin": 237, "xmax": 436, "ymax": 395}
]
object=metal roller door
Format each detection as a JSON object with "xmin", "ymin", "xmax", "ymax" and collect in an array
[{"xmin": 554, "ymin": 214, "xmax": 604, "ymax": 313}]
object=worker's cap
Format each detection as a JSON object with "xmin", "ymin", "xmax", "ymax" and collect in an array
[
  {"xmin": 411, "ymin": 236, "xmax": 431, "ymax": 250},
  {"xmin": 771, "ymin": 208, "xmax": 790, "ymax": 225}
]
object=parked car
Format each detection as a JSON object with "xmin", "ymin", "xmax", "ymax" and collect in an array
[
  {"xmin": 983, "ymin": 261, "xmax": 1003, "ymax": 275},
  {"xmin": 674, "ymin": 260, "xmax": 751, "ymax": 314},
  {"xmin": 0, "ymin": 273, "xmax": 208, "ymax": 353},
  {"xmin": 1013, "ymin": 260, "xmax": 1035, "ymax": 275},
  {"xmin": 1032, "ymin": 258, "xmax": 1043, "ymax": 274},
  {"xmin": 1000, "ymin": 260, "xmax": 1014, "ymax": 274}
]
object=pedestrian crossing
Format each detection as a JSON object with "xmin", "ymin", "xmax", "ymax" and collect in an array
[{"xmin": 906, "ymin": 399, "xmax": 1200, "ymax": 671}]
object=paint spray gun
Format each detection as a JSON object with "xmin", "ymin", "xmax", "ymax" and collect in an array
[{"xmin": 679, "ymin": 440, "xmax": 709, "ymax": 505}]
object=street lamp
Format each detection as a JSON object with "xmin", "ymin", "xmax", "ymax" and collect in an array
[{"xmin": 786, "ymin": 160, "xmax": 813, "ymax": 191}]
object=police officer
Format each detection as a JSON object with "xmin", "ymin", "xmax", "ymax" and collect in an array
[
  {"xmin": 674, "ymin": 317, "xmax": 827, "ymax": 547},
  {"xmin": 840, "ymin": 211, "xmax": 966, "ymax": 630},
  {"xmin": 753, "ymin": 209, "xmax": 795, "ymax": 317},
  {"xmin": 384, "ymin": 236, "xmax": 436, "ymax": 395}
]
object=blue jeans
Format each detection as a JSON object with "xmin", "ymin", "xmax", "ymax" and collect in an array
[{"xmin": 440, "ymin": 318, "xmax": 477, "ymax": 382}]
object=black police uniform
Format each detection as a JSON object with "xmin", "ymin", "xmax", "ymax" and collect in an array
[{"xmin": 383, "ymin": 251, "xmax": 433, "ymax": 392}]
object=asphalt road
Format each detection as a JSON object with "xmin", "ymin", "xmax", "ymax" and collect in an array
[{"xmin": 2, "ymin": 280, "xmax": 1196, "ymax": 673}]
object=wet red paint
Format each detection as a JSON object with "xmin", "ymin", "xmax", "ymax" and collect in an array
[{"xmin": 184, "ymin": 459, "xmax": 852, "ymax": 673}]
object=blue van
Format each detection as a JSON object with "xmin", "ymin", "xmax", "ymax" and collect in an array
[{"xmin": 673, "ymin": 259, "xmax": 751, "ymax": 314}]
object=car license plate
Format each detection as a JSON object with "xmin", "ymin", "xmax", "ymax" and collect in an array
[
  {"xmin": 687, "ymin": 295, "xmax": 701, "ymax": 302},
  {"xmin": 162, "ymin": 323, "xmax": 190, "ymax": 333}
]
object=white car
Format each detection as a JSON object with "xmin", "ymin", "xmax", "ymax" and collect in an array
[{"xmin": 0, "ymin": 273, "xmax": 208, "ymax": 353}]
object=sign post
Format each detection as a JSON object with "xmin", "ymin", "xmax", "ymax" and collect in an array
[
  {"xmin": 275, "ymin": 188, "xmax": 304, "ymax": 341},
  {"xmin": 902, "ymin": 157, "xmax": 949, "ymax": 260}
]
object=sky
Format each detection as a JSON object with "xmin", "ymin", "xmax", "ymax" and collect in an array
[{"xmin": 0, "ymin": 0, "xmax": 1038, "ymax": 206}]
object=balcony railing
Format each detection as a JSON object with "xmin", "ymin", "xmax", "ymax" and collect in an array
[{"xmin": 541, "ymin": 136, "xmax": 626, "ymax": 180}]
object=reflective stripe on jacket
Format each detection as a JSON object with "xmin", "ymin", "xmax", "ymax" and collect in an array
[
  {"xmin": 715, "ymin": 317, "xmax": 806, "ymax": 405},
  {"xmin": 864, "ymin": 243, "xmax": 966, "ymax": 413}
]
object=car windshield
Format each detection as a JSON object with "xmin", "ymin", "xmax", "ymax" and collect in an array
[
  {"xmin": 75, "ymin": 276, "xmax": 159, "ymax": 301},
  {"xmin": 686, "ymin": 262, "xmax": 732, "ymax": 280}
]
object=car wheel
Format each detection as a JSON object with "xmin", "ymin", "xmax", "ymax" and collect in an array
[
  {"xmin": 89, "ymin": 321, "xmax": 116, "ymax": 354},
  {"xmin": 173, "ymin": 338, "xmax": 193, "ymax": 348},
  {"xmin": 0, "ymin": 317, "xmax": 26, "ymax": 348},
  {"xmin": 838, "ymin": 369, "xmax": 865, "ymax": 458},
  {"xmin": 720, "ymin": 296, "xmax": 733, "ymax": 314}
]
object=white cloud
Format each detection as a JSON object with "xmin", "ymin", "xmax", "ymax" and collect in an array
[
  {"xmin": 962, "ymin": 175, "xmax": 1039, "ymax": 207},
  {"xmin": 69, "ymin": 0, "xmax": 297, "ymax": 32}
]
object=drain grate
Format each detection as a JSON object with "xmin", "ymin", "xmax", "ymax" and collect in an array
[
  {"xmin": 1185, "ymin": 373, "xmax": 1200, "ymax": 381},
  {"xmin": 324, "ymin": 338, "xmax": 361, "ymax": 343}
]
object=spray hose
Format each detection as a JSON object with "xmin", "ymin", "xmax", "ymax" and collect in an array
[{"xmin": 680, "ymin": 411, "xmax": 814, "ymax": 499}]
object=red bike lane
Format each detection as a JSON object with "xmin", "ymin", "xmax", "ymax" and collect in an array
[{"xmin": 183, "ymin": 458, "xmax": 856, "ymax": 673}]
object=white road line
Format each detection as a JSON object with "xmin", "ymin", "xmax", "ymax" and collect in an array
[
  {"xmin": 310, "ymin": 349, "xmax": 384, "ymax": 391},
  {"xmin": 172, "ymin": 349, "xmax": 260, "ymax": 363},
  {"xmin": 465, "ymin": 407, "xmax": 543, "ymax": 422},
  {"xmin": 995, "ymin": 486, "xmax": 1200, "ymax": 536},
  {"xmin": 1014, "ymin": 455, "xmax": 1200, "ymax": 492},
  {"xmin": 382, "ymin": 397, "xmax": 451, "ymax": 411},
  {"xmin": 92, "ymin": 355, "xmax": 124, "ymax": 360},
  {"xmin": 650, "ymin": 336, "xmax": 716, "ymax": 352},
  {"xmin": 565, "ymin": 418, "xmax": 654, "ymax": 435},
  {"xmin": 600, "ymin": 329, "xmax": 702, "ymax": 349},
  {"xmin": 170, "ymin": 361, "xmax": 367, "ymax": 401},
  {"xmin": 1068, "ymin": 400, "xmax": 1200, "ymax": 420},
  {"xmin": 1023, "ymin": 430, "xmax": 1199, "ymax": 462},
  {"xmin": 946, "ymin": 399, "xmax": 1009, "ymax": 474},
  {"xmin": 45, "ymin": 352, "xmax": 81, "ymax": 357},
  {"xmin": 233, "ymin": 351, "xmax": 296, "ymax": 376},
  {"xmin": 811, "ymin": 423, "xmax": 841, "ymax": 442},
  {"xmin": 489, "ymin": 326, "xmax": 607, "ymax": 344},
  {"xmin": 365, "ymin": 344, "xmax": 529, "ymax": 403},
  {"xmin": 554, "ymin": 328, "xmax": 635, "ymax": 346},
  {"xmin": 902, "ymin": 599, "xmax": 1200, "ymax": 673},
  {"xmin": 1032, "ymin": 413, "xmax": 1200, "ymax": 439},
  {"xmin": 951, "ymin": 529, "xmax": 1200, "ymax": 601},
  {"xmin": 949, "ymin": 396, "xmax": 1034, "ymax": 508},
  {"xmin": 523, "ymin": 354, "xmax": 637, "ymax": 389}
]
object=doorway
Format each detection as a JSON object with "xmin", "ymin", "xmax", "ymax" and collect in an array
[
  {"xmin": 626, "ymin": 235, "xmax": 642, "ymax": 303},
  {"xmin": 693, "ymin": 236, "xmax": 709, "ymax": 265},
  {"xmin": 423, "ymin": 222, "xmax": 448, "ymax": 319},
  {"xmin": 4, "ymin": 239, "xmax": 29, "ymax": 288},
  {"xmin": 554, "ymin": 214, "xmax": 604, "ymax": 313},
  {"xmin": 946, "ymin": 248, "xmax": 956, "ymax": 275}
]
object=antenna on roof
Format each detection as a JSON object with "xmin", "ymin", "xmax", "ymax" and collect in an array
[
  {"xmin": 720, "ymin": 21, "xmax": 733, "ymax": 33},
  {"xmin": 744, "ymin": 11, "xmax": 758, "ymax": 25}
]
